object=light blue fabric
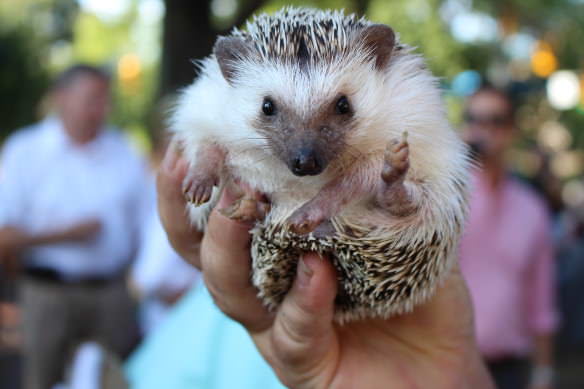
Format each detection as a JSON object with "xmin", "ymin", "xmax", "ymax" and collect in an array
[{"xmin": 125, "ymin": 284, "xmax": 286, "ymax": 389}]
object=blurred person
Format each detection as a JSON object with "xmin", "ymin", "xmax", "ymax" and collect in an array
[
  {"xmin": 460, "ymin": 86, "xmax": 559, "ymax": 389},
  {"xmin": 0, "ymin": 64, "xmax": 151, "ymax": 389},
  {"xmin": 129, "ymin": 124, "xmax": 200, "ymax": 334},
  {"xmin": 129, "ymin": 206, "xmax": 200, "ymax": 334},
  {"xmin": 555, "ymin": 204, "xmax": 584, "ymax": 350}
]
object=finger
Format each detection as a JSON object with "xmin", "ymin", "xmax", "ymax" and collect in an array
[
  {"xmin": 157, "ymin": 143, "xmax": 203, "ymax": 267},
  {"xmin": 201, "ymin": 189, "xmax": 273, "ymax": 332},
  {"xmin": 270, "ymin": 253, "xmax": 338, "ymax": 375}
]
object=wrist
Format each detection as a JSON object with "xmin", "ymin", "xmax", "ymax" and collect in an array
[
  {"xmin": 465, "ymin": 348, "xmax": 496, "ymax": 389},
  {"xmin": 11, "ymin": 229, "xmax": 32, "ymax": 250},
  {"xmin": 530, "ymin": 365, "xmax": 554, "ymax": 387}
]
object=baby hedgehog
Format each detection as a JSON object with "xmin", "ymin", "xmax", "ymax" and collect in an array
[{"xmin": 171, "ymin": 7, "xmax": 470, "ymax": 323}]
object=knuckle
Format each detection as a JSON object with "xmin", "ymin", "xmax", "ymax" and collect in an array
[
  {"xmin": 205, "ymin": 279, "xmax": 238, "ymax": 316},
  {"xmin": 272, "ymin": 320, "xmax": 311, "ymax": 367}
]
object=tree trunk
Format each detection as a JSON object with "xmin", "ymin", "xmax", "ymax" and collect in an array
[{"xmin": 159, "ymin": 0, "xmax": 215, "ymax": 97}]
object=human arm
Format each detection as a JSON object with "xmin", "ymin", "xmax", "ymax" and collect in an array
[
  {"xmin": 526, "ymin": 211, "xmax": 559, "ymax": 389},
  {"xmin": 157, "ymin": 144, "xmax": 495, "ymax": 389},
  {"xmin": 0, "ymin": 131, "xmax": 100, "ymax": 261},
  {"xmin": 0, "ymin": 220, "xmax": 101, "ymax": 260},
  {"xmin": 530, "ymin": 334, "xmax": 555, "ymax": 389}
]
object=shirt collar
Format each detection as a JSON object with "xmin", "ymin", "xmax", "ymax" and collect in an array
[
  {"xmin": 471, "ymin": 166, "xmax": 513, "ymax": 200},
  {"xmin": 40, "ymin": 115, "xmax": 108, "ymax": 153}
]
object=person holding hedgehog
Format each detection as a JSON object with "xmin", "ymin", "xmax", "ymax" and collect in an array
[
  {"xmin": 136, "ymin": 7, "xmax": 495, "ymax": 389},
  {"xmin": 150, "ymin": 141, "xmax": 495, "ymax": 389}
]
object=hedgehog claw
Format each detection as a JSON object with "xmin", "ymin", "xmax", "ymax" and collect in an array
[
  {"xmin": 312, "ymin": 220, "xmax": 336, "ymax": 239},
  {"xmin": 183, "ymin": 173, "xmax": 216, "ymax": 206},
  {"xmin": 287, "ymin": 209, "xmax": 324, "ymax": 235},
  {"xmin": 220, "ymin": 196, "xmax": 270, "ymax": 222}
]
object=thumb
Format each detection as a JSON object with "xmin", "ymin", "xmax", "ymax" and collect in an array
[{"xmin": 270, "ymin": 253, "xmax": 338, "ymax": 380}]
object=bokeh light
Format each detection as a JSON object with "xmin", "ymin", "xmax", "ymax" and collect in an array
[
  {"xmin": 562, "ymin": 179, "xmax": 584, "ymax": 208},
  {"xmin": 551, "ymin": 150, "xmax": 584, "ymax": 178},
  {"xmin": 537, "ymin": 121, "xmax": 572, "ymax": 152},
  {"xmin": 531, "ymin": 41, "xmax": 558, "ymax": 78},
  {"xmin": 451, "ymin": 70, "xmax": 481, "ymax": 96},
  {"xmin": 547, "ymin": 70, "xmax": 581, "ymax": 110},
  {"xmin": 118, "ymin": 53, "xmax": 142, "ymax": 81}
]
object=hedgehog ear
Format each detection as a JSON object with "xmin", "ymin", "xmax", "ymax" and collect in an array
[
  {"xmin": 214, "ymin": 36, "xmax": 254, "ymax": 84},
  {"xmin": 360, "ymin": 24, "xmax": 396, "ymax": 70}
]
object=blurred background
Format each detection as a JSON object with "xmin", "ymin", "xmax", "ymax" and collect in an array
[
  {"xmin": 2, "ymin": 0, "xmax": 584, "ymax": 198},
  {"xmin": 0, "ymin": 0, "xmax": 583, "ymax": 388}
]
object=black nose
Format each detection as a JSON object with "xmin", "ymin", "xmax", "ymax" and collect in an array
[{"xmin": 291, "ymin": 149, "xmax": 324, "ymax": 176}]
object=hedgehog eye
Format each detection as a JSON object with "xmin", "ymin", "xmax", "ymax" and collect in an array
[
  {"xmin": 262, "ymin": 98, "xmax": 276, "ymax": 116},
  {"xmin": 335, "ymin": 96, "xmax": 351, "ymax": 115}
]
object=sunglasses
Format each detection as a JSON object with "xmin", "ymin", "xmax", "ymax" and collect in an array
[{"xmin": 463, "ymin": 112, "xmax": 511, "ymax": 127}]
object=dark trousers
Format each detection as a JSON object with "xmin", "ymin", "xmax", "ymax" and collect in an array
[
  {"xmin": 21, "ymin": 276, "xmax": 139, "ymax": 389},
  {"xmin": 487, "ymin": 357, "xmax": 529, "ymax": 389}
]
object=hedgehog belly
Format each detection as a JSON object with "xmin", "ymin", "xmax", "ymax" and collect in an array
[{"xmin": 250, "ymin": 219, "xmax": 457, "ymax": 323}]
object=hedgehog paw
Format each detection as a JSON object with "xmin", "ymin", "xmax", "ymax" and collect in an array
[
  {"xmin": 312, "ymin": 220, "xmax": 336, "ymax": 239},
  {"xmin": 287, "ymin": 208, "xmax": 324, "ymax": 235},
  {"xmin": 182, "ymin": 172, "xmax": 216, "ymax": 206},
  {"xmin": 220, "ymin": 196, "xmax": 270, "ymax": 222},
  {"xmin": 382, "ymin": 131, "xmax": 409, "ymax": 185}
]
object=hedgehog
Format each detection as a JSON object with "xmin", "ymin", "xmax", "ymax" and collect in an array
[{"xmin": 171, "ymin": 7, "xmax": 470, "ymax": 323}]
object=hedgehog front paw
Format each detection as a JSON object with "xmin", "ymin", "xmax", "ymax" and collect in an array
[
  {"xmin": 287, "ymin": 207, "xmax": 325, "ymax": 235},
  {"xmin": 182, "ymin": 172, "xmax": 216, "ymax": 206},
  {"xmin": 220, "ymin": 196, "xmax": 270, "ymax": 222},
  {"xmin": 381, "ymin": 132, "xmax": 409, "ymax": 185}
]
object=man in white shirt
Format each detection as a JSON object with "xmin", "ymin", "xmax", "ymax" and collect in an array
[{"xmin": 0, "ymin": 65, "xmax": 151, "ymax": 389}]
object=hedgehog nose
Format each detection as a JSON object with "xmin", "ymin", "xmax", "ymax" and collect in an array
[{"xmin": 291, "ymin": 149, "xmax": 323, "ymax": 176}]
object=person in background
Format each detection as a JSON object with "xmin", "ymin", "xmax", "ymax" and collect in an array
[
  {"xmin": 129, "ymin": 204, "xmax": 201, "ymax": 334},
  {"xmin": 129, "ymin": 120, "xmax": 200, "ymax": 334},
  {"xmin": 0, "ymin": 64, "xmax": 151, "ymax": 389},
  {"xmin": 459, "ymin": 86, "xmax": 559, "ymax": 389}
]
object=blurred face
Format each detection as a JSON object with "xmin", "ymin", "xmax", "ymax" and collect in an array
[
  {"xmin": 55, "ymin": 74, "xmax": 110, "ymax": 144},
  {"xmin": 463, "ymin": 90, "xmax": 514, "ymax": 162}
]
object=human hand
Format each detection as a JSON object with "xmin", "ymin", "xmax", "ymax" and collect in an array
[
  {"xmin": 529, "ymin": 365, "xmax": 555, "ymax": 389},
  {"xmin": 159, "ymin": 288, "xmax": 188, "ymax": 306},
  {"xmin": 0, "ymin": 219, "xmax": 101, "ymax": 259},
  {"xmin": 157, "ymin": 141, "xmax": 203, "ymax": 265},
  {"xmin": 60, "ymin": 219, "xmax": 102, "ymax": 242},
  {"xmin": 0, "ymin": 226, "xmax": 29, "ymax": 258},
  {"xmin": 157, "ymin": 145, "xmax": 495, "ymax": 389}
]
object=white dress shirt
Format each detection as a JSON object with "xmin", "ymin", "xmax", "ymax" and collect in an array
[{"xmin": 0, "ymin": 116, "xmax": 152, "ymax": 279}]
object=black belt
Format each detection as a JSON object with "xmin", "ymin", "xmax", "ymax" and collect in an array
[
  {"xmin": 486, "ymin": 356, "xmax": 529, "ymax": 369},
  {"xmin": 24, "ymin": 267, "xmax": 117, "ymax": 288}
]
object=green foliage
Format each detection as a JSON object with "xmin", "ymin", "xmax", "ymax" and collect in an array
[
  {"xmin": 72, "ymin": 6, "xmax": 161, "ymax": 148},
  {"xmin": 0, "ymin": 26, "xmax": 50, "ymax": 139},
  {"xmin": 73, "ymin": 12, "xmax": 132, "ymax": 64},
  {"xmin": 0, "ymin": 0, "xmax": 76, "ymax": 139},
  {"xmin": 368, "ymin": 0, "xmax": 464, "ymax": 78},
  {"xmin": 1, "ymin": 0, "xmax": 583, "ymax": 175}
]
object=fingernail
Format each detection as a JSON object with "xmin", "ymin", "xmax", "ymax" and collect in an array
[
  {"xmin": 297, "ymin": 256, "xmax": 315, "ymax": 287},
  {"xmin": 217, "ymin": 185, "xmax": 239, "ymax": 210}
]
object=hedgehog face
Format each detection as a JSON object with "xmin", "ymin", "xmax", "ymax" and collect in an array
[
  {"xmin": 251, "ymin": 91, "xmax": 357, "ymax": 176},
  {"xmin": 213, "ymin": 14, "xmax": 396, "ymax": 177}
]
